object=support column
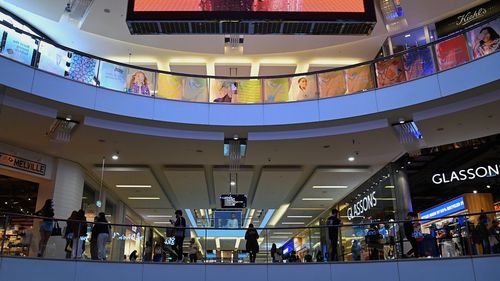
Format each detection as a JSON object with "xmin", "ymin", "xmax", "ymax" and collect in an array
[
  {"xmin": 43, "ymin": 159, "xmax": 84, "ymax": 259},
  {"xmin": 111, "ymin": 201, "xmax": 126, "ymax": 261},
  {"xmin": 394, "ymin": 169, "xmax": 413, "ymax": 220}
]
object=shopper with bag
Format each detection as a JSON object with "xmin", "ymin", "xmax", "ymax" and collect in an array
[
  {"xmin": 170, "ymin": 210, "xmax": 186, "ymax": 262},
  {"xmin": 35, "ymin": 199, "xmax": 54, "ymax": 257},
  {"xmin": 245, "ymin": 223, "xmax": 259, "ymax": 263}
]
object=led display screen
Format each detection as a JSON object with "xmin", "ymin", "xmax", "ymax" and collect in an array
[
  {"xmin": 127, "ymin": 0, "xmax": 376, "ymax": 22},
  {"xmin": 133, "ymin": 0, "xmax": 365, "ymax": 12}
]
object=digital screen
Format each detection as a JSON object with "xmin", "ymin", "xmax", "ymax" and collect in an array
[
  {"xmin": 133, "ymin": 0, "xmax": 365, "ymax": 12},
  {"xmin": 127, "ymin": 0, "xmax": 376, "ymax": 23},
  {"xmin": 419, "ymin": 197, "xmax": 465, "ymax": 221},
  {"xmin": 214, "ymin": 210, "xmax": 242, "ymax": 228},
  {"xmin": 219, "ymin": 194, "xmax": 247, "ymax": 209}
]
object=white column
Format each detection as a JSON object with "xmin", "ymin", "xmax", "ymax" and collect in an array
[{"xmin": 46, "ymin": 159, "xmax": 85, "ymax": 259}]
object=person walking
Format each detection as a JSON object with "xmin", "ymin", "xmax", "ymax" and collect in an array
[
  {"xmin": 245, "ymin": 223, "xmax": 259, "ymax": 263},
  {"xmin": 35, "ymin": 199, "xmax": 54, "ymax": 257},
  {"xmin": 90, "ymin": 216, "xmax": 99, "ymax": 260},
  {"xmin": 93, "ymin": 212, "xmax": 110, "ymax": 260},
  {"xmin": 189, "ymin": 238, "xmax": 199, "ymax": 263},
  {"xmin": 64, "ymin": 211, "xmax": 78, "ymax": 258},
  {"xmin": 403, "ymin": 212, "xmax": 419, "ymax": 258},
  {"xmin": 71, "ymin": 209, "xmax": 87, "ymax": 259},
  {"xmin": 170, "ymin": 210, "xmax": 186, "ymax": 262},
  {"xmin": 327, "ymin": 208, "xmax": 342, "ymax": 261}
]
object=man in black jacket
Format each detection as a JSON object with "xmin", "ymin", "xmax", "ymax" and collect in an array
[{"xmin": 404, "ymin": 212, "xmax": 419, "ymax": 258}]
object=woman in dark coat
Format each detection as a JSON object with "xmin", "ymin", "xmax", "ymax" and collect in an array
[{"xmin": 245, "ymin": 223, "xmax": 259, "ymax": 263}]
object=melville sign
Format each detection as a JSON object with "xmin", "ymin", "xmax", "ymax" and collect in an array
[
  {"xmin": 432, "ymin": 164, "xmax": 500, "ymax": 185},
  {"xmin": 435, "ymin": 1, "xmax": 500, "ymax": 38},
  {"xmin": 0, "ymin": 152, "xmax": 46, "ymax": 176},
  {"xmin": 347, "ymin": 191, "xmax": 377, "ymax": 220}
]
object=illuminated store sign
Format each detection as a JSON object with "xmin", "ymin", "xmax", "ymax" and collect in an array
[
  {"xmin": 112, "ymin": 232, "xmax": 144, "ymax": 241},
  {"xmin": 419, "ymin": 197, "xmax": 465, "ymax": 221},
  {"xmin": 0, "ymin": 152, "xmax": 46, "ymax": 176},
  {"xmin": 432, "ymin": 165, "xmax": 499, "ymax": 184},
  {"xmin": 347, "ymin": 191, "xmax": 377, "ymax": 220}
]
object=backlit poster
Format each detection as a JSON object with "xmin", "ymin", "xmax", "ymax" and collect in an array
[
  {"xmin": 467, "ymin": 18, "xmax": 500, "ymax": 59},
  {"xmin": 210, "ymin": 79, "xmax": 261, "ymax": 103},
  {"xmin": 234, "ymin": 79, "xmax": 261, "ymax": 103},
  {"xmin": 126, "ymin": 69, "xmax": 154, "ymax": 96},
  {"xmin": 375, "ymin": 56, "xmax": 406, "ymax": 87},
  {"xmin": 157, "ymin": 73, "xmax": 208, "ymax": 101},
  {"xmin": 37, "ymin": 41, "xmax": 69, "ymax": 76},
  {"xmin": 264, "ymin": 78, "xmax": 289, "ymax": 103},
  {"xmin": 403, "ymin": 47, "xmax": 436, "ymax": 80},
  {"xmin": 0, "ymin": 30, "xmax": 36, "ymax": 65},
  {"xmin": 98, "ymin": 61, "xmax": 127, "ymax": 92},
  {"xmin": 435, "ymin": 35, "xmax": 470, "ymax": 71},
  {"xmin": 318, "ymin": 70, "xmax": 347, "ymax": 98},
  {"xmin": 345, "ymin": 64, "xmax": 374, "ymax": 93},
  {"xmin": 67, "ymin": 53, "xmax": 98, "ymax": 85},
  {"xmin": 287, "ymin": 75, "xmax": 318, "ymax": 101}
]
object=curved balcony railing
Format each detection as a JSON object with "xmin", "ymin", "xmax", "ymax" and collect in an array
[
  {"xmin": 1, "ymin": 210, "xmax": 499, "ymax": 263},
  {"xmin": 0, "ymin": 15, "xmax": 498, "ymax": 106}
]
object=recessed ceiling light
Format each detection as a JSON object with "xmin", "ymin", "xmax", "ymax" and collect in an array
[
  {"xmin": 153, "ymin": 221, "xmax": 170, "ymax": 224},
  {"xmin": 233, "ymin": 134, "xmax": 239, "ymax": 140},
  {"xmin": 230, "ymin": 181, "xmax": 236, "ymax": 186},
  {"xmin": 282, "ymin": 222, "xmax": 305, "ymax": 225},
  {"xmin": 302, "ymin": 198, "xmax": 333, "ymax": 201},
  {"xmin": 473, "ymin": 190, "xmax": 478, "ymax": 194},
  {"xmin": 112, "ymin": 152, "xmax": 119, "ymax": 160},
  {"xmin": 287, "ymin": 215, "xmax": 312, "ymax": 218},
  {"xmin": 404, "ymin": 34, "xmax": 411, "ymax": 38},
  {"xmin": 270, "ymin": 236, "xmax": 290, "ymax": 239},
  {"xmin": 65, "ymin": 115, "xmax": 72, "ymax": 121},
  {"xmin": 486, "ymin": 185, "xmax": 491, "ymax": 188},
  {"xmin": 348, "ymin": 156, "xmax": 355, "ymax": 162},
  {"xmin": 146, "ymin": 215, "xmax": 172, "ymax": 218},
  {"xmin": 273, "ymin": 232, "xmax": 293, "ymax": 235},
  {"xmin": 116, "ymin": 184, "xmax": 152, "ymax": 188},
  {"xmin": 128, "ymin": 197, "xmax": 160, "ymax": 200},
  {"xmin": 384, "ymin": 185, "xmax": 395, "ymax": 189},
  {"xmin": 313, "ymin": 186, "xmax": 348, "ymax": 189}
]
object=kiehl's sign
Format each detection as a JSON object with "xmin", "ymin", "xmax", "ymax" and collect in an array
[
  {"xmin": 435, "ymin": 1, "xmax": 500, "ymax": 38},
  {"xmin": 0, "ymin": 152, "xmax": 46, "ymax": 176}
]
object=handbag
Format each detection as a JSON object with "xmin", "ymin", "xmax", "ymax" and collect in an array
[{"xmin": 51, "ymin": 222, "xmax": 62, "ymax": 236}]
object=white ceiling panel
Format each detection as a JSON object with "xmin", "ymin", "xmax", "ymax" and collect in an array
[
  {"xmin": 252, "ymin": 167, "xmax": 303, "ymax": 209},
  {"xmin": 96, "ymin": 166, "xmax": 172, "ymax": 209},
  {"xmin": 290, "ymin": 166, "xmax": 379, "ymax": 209},
  {"xmin": 169, "ymin": 64, "xmax": 207, "ymax": 75},
  {"xmin": 163, "ymin": 167, "xmax": 210, "ymax": 209},
  {"xmin": 213, "ymin": 169, "xmax": 254, "ymax": 202},
  {"xmin": 258, "ymin": 65, "xmax": 297, "ymax": 76},
  {"xmin": 215, "ymin": 64, "xmax": 251, "ymax": 77}
]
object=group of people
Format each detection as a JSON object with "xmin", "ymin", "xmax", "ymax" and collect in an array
[{"xmin": 33, "ymin": 199, "xmax": 111, "ymax": 260}]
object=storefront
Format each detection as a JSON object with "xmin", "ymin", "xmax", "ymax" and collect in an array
[{"xmin": 0, "ymin": 142, "xmax": 54, "ymax": 256}]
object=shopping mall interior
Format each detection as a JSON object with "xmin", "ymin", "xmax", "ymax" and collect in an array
[{"xmin": 0, "ymin": 0, "xmax": 499, "ymax": 281}]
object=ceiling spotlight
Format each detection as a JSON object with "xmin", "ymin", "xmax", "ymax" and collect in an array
[
  {"xmin": 233, "ymin": 134, "xmax": 239, "ymax": 140},
  {"xmin": 486, "ymin": 185, "xmax": 491, "ymax": 188},
  {"xmin": 230, "ymin": 181, "xmax": 236, "ymax": 186},
  {"xmin": 348, "ymin": 156, "xmax": 355, "ymax": 162},
  {"xmin": 473, "ymin": 190, "xmax": 478, "ymax": 194},
  {"xmin": 398, "ymin": 118, "xmax": 405, "ymax": 124},
  {"xmin": 65, "ymin": 115, "xmax": 72, "ymax": 121},
  {"xmin": 112, "ymin": 152, "xmax": 119, "ymax": 160}
]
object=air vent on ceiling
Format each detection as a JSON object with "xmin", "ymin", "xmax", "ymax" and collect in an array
[
  {"xmin": 63, "ymin": 0, "xmax": 95, "ymax": 28},
  {"xmin": 222, "ymin": 22, "xmax": 249, "ymax": 34},
  {"xmin": 191, "ymin": 22, "xmax": 220, "ymax": 34},
  {"xmin": 253, "ymin": 22, "xmax": 281, "ymax": 34},
  {"xmin": 282, "ymin": 22, "xmax": 312, "ymax": 34},
  {"xmin": 160, "ymin": 22, "xmax": 190, "ymax": 34},
  {"xmin": 46, "ymin": 118, "xmax": 79, "ymax": 143},
  {"xmin": 128, "ymin": 22, "xmax": 160, "ymax": 34}
]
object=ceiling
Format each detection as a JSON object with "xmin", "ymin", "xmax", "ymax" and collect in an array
[{"xmin": 0, "ymin": 0, "xmax": 488, "ymax": 76}]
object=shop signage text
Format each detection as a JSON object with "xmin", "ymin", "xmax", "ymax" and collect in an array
[
  {"xmin": 434, "ymin": 1, "xmax": 500, "ymax": 38},
  {"xmin": 347, "ymin": 191, "xmax": 377, "ymax": 220},
  {"xmin": 112, "ymin": 232, "xmax": 144, "ymax": 241},
  {"xmin": 432, "ymin": 164, "xmax": 499, "ymax": 185},
  {"xmin": 419, "ymin": 197, "xmax": 465, "ymax": 221},
  {"xmin": 0, "ymin": 152, "xmax": 46, "ymax": 176}
]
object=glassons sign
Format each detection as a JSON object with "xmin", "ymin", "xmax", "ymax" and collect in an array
[
  {"xmin": 346, "ymin": 191, "xmax": 377, "ymax": 220},
  {"xmin": 432, "ymin": 164, "xmax": 500, "ymax": 185}
]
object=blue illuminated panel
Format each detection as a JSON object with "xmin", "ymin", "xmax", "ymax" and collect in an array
[{"xmin": 419, "ymin": 196, "xmax": 465, "ymax": 221}]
